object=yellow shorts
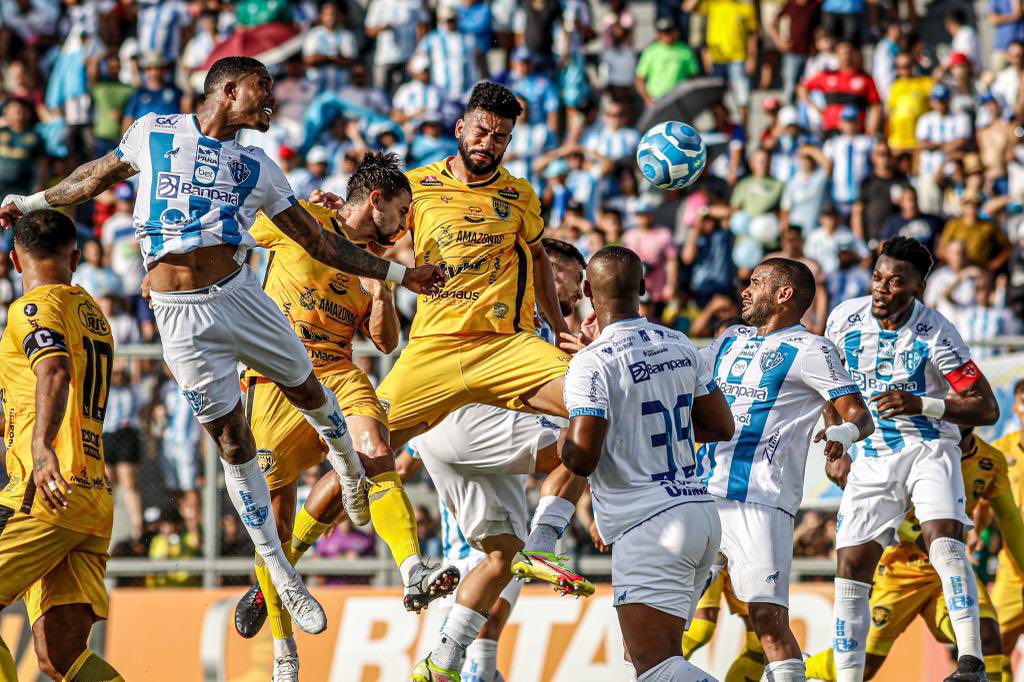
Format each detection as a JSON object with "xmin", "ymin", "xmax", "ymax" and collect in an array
[
  {"xmin": 867, "ymin": 558, "xmax": 996, "ymax": 656},
  {"xmin": 992, "ymin": 566, "xmax": 1024, "ymax": 635},
  {"xmin": 0, "ymin": 510, "xmax": 109, "ymax": 624},
  {"xmin": 376, "ymin": 332, "xmax": 570, "ymax": 433},
  {"xmin": 694, "ymin": 569, "xmax": 749, "ymax": 617},
  {"xmin": 246, "ymin": 363, "xmax": 388, "ymax": 491}
]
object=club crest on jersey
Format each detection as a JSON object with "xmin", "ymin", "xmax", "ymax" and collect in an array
[
  {"xmin": 492, "ymin": 302, "xmax": 509, "ymax": 319},
  {"xmin": 23, "ymin": 303, "xmax": 37, "ymax": 316},
  {"xmin": 77, "ymin": 302, "xmax": 110, "ymax": 335},
  {"xmin": 492, "ymin": 198, "xmax": 511, "ymax": 221},
  {"xmin": 899, "ymin": 349, "xmax": 924, "ymax": 373},
  {"xmin": 759, "ymin": 350, "xmax": 785, "ymax": 372},
  {"xmin": 182, "ymin": 388, "xmax": 204, "ymax": 415},
  {"xmin": 196, "ymin": 144, "xmax": 219, "ymax": 167},
  {"xmin": 497, "ymin": 186, "xmax": 519, "ymax": 200},
  {"xmin": 256, "ymin": 448, "xmax": 274, "ymax": 473},
  {"xmin": 299, "ymin": 289, "xmax": 317, "ymax": 310},
  {"xmin": 228, "ymin": 158, "xmax": 252, "ymax": 184}
]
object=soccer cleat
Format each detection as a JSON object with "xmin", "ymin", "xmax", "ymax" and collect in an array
[
  {"xmin": 234, "ymin": 583, "xmax": 267, "ymax": 638},
  {"xmin": 412, "ymin": 656, "xmax": 460, "ymax": 682},
  {"xmin": 511, "ymin": 550, "xmax": 595, "ymax": 597},
  {"xmin": 404, "ymin": 562, "xmax": 461, "ymax": 613},
  {"xmin": 944, "ymin": 655, "xmax": 987, "ymax": 681},
  {"xmin": 340, "ymin": 474, "xmax": 371, "ymax": 526},
  {"xmin": 278, "ymin": 574, "xmax": 327, "ymax": 634},
  {"xmin": 272, "ymin": 654, "xmax": 299, "ymax": 682}
]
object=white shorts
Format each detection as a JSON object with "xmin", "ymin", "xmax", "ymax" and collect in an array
[
  {"xmin": 150, "ymin": 266, "xmax": 313, "ymax": 423},
  {"xmin": 410, "ymin": 404, "xmax": 561, "ymax": 546},
  {"xmin": 836, "ymin": 439, "xmax": 971, "ymax": 550},
  {"xmin": 612, "ymin": 501, "xmax": 721, "ymax": 621},
  {"xmin": 713, "ymin": 496, "xmax": 794, "ymax": 607}
]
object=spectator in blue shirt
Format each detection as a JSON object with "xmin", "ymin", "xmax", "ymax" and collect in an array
[
  {"xmin": 408, "ymin": 115, "xmax": 458, "ymax": 167},
  {"xmin": 122, "ymin": 53, "xmax": 184, "ymax": 130},
  {"xmin": 990, "ymin": 0, "xmax": 1024, "ymax": 55},
  {"xmin": 682, "ymin": 212, "xmax": 737, "ymax": 306},
  {"xmin": 457, "ymin": 0, "xmax": 493, "ymax": 55},
  {"xmin": 506, "ymin": 47, "xmax": 561, "ymax": 130}
]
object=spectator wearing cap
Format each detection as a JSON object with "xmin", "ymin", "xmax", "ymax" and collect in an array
[
  {"xmin": 392, "ymin": 54, "xmax": 446, "ymax": 136},
  {"xmin": 822, "ymin": 105, "xmax": 873, "ymax": 218},
  {"xmin": 288, "ymin": 146, "xmax": 329, "ymax": 199},
  {"xmin": 581, "ymin": 101, "xmax": 640, "ymax": 163},
  {"xmin": 944, "ymin": 52, "xmax": 978, "ymax": 116},
  {"xmin": 504, "ymin": 96, "xmax": 557, "ymax": 190},
  {"xmin": 767, "ymin": 105, "xmax": 816, "ymax": 182},
  {"xmin": 338, "ymin": 64, "xmax": 391, "ymax": 117},
  {"xmin": 852, "ymin": 140, "xmax": 906, "ymax": 245},
  {"xmin": 886, "ymin": 52, "xmax": 934, "ymax": 152},
  {"xmin": 730, "ymin": 148, "xmax": 784, "ymax": 218},
  {"xmin": 768, "ymin": 0, "xmax": 822, "ymax": 103},
  {"xmin": 506, "ymin": 47, "xmax": 560, "ymax": 130},
  {"xmin": 992, "ymin": 40, "xmax": 1024, "ymax": 111},
  {"xmin": 945, "ymin": 7, "xmax": 981, "ymax": 72},
  {"xmin": 914, "ymin": 82, "xmax": 971, "ymax": 213},
  {"xmin": 623, "ymin": 201, "xmax": 679, "ymax": 318},
  {"xmin": 136, "ymin": 0, "xmax": 191, "ymax": 63},
  {"xmin": 880, "ymin": 185, "xmax": 944, "ymax": 253},
  {"xmin": 804, "ymin": 203, "xmax": 869, "ymax": 276},
  {"xmin": 365, "ymin": 0, "xmax": 430, "ymax": 94},
  {"xmin": 685, "ymin": 0, "xmax": 758, "ymax": 124},
  {"xmin": 122, "ymin": 53, "xmax": 183, "ymax": 131},
  {"xmin": 682, "ymin": 211, "xmax": 737, "ymax": 306},
  {"xmin": 977, "ymin": 93, "xmax": 1015, "ymax": 196},
  {"xmin": 413, "ymin": 5, "xmax": 484, "ymax": 99},
  {"xmin": 826, "ymin": 239, "xmax": 872, "ymax": 311},
  {"xmin": 781, "ymin": 144, "xmax": 830, "ymax": 234},
  {"xmin": 0, "ymin": 99, "xmax": 46, "ymax": 214},
  {"xmin": 303, "ymin": 1, "xmax": 359, "ymax": 92},
  {"xmin": 800, "ymin": 40, "xmax": 881, "ymax": 137},
  {"xmin": 938, "ymin": 190, "xmax": 1013, "ymax": 273},
  {"xmin": 759, "ymin": 98, "xmax": 783, "ymax": 146},
  {"xmin": 635, "ymin": 18, "xmax": 701, "ymax": 108},
  {"xmin": 86, "ymin": 53, "xmax": 134, "ymax": 158},
  {"xmin": 991, "ymin": 0, "xmax": 1024, "ymax": 60}
]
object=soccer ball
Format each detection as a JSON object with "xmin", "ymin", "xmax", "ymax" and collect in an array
[{"xmin": 636, "ymin": 121, "xmax": 707, "ymax": 190}]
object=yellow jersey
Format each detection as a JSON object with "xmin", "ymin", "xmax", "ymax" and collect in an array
[
  {"xmin": 248, "ymin": 201, "xmax": 376, "ymax": 374},
  {"xmin": 993, "ymin": 430, "xmax": 1024, "ymax": 579},
  {"xmin": 886, "ymin": 76, "xmax": 934, "ymax": 151},
  {"xmin": 881, "ymin": 437, "xmax": 1009, "ymax": 569},
  {"xmin": 0, "ymin": 284, "xmax": 114, "ymax": 538},
  {"xmin": 698, "ymin": 0, "xmax": 758, "ymax": 64},
  {"xmin": 405, "ymin": 160, "xmax": 544, "ymax": 339}
]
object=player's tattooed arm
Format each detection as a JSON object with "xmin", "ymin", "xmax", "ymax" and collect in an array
[
  {"xmin": 44, "ymin": 152, "xmax": 138, "ymax": 207},
  {"xmin": 31, "ymin": 355, "xmax": 74, "ymax": 511}
]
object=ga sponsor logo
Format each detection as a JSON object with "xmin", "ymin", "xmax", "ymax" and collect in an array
[
  {"xmin": 256, "ymin": 449, "xmax": 274, "ymax": 473},
  {"xmin": 492, "ymin": 198, "xmax": 511, "ymax": 221},
  {"xmin": 160, "ymin": 208, "xmax": 188, "ymax": 225},
  {"xmin": 196, "ymin": 144, "xmax": 219, "ymax": 167},
  {"xmin": 464, "ymin": 206, "xmax": 486, "ymax": 224},
  {"xmin": 497, "ymin": 186, "xmax": 519, "ymax": 200},
  {"xmin": 154, "ymin": 116, "xmax": 178, "ymax": 127},
  {"xmin": 193, "ymin": 165, "xmax": 216, "ymax": 185},
  {"xmin": 628, "ymin": 357, "xmax": 692, "ymax": 383},
  {"xmin": 915, "ymin": 322, "xmax": 933, "ymax": 334},
  {"xmin": 78, "ymin": 302, "xmax": 110, "ymax": 335},
  {"xmin": 420, "ymin": 175, "xmax": 443, "ymax": 186},
  {"xmin": 228, "ymin": 157, "xmax": 253, "ymax": 185},
  {"xmin": 847, "ymin": 313, "xmax": 863, "ymax": 324}
]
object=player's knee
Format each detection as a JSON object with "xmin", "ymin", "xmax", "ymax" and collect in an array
[
  {"xmin": 836, "ymin": 549, "xmax": 876, "ymax": 582},
  {"xmin": 278, "ymin": 373, "xmax": 323, "ymax": 410},
  {"xmin": 748, "ymin": 604, "xmax": 788, "ymax": 641},
  {"xmin": 218, "ymin": 437, "xmax": 256, "ymax": 465},
  {"xmin": 360, "ymin": 444, "xmax": 396, "ymax": 477},
  {"xmin": 980, "ymin": 618, "xmax": 1002, "ymax": 653}
]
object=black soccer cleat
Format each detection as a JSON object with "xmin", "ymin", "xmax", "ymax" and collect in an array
[
  {"xmin": 234, "ymin": 583, "xmax": 268, "ymax": 638},
  {"xmin": 944, "ymin": 655, "xmax": 987, "ymax": 682}
]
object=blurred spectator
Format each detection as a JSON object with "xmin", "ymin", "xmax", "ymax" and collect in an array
[
  {"xmin": 74, "ymin": 240, "xmax": 122, "ymax": 299},
  {"xmin": 852, "ymin": 141, "xmax": 905, "ymax": 246},
  {"xmin": 392, "ymin": 54, "xmax": 446, "ymax": 135},
  {"xmin": 302, "ymin": 1, "xmax": 358, "ymax": 91},
  {"xmin": 457, "ymin": 0, "xmax": 492, "ymax": 57},
  {"xmin": 522, "ymin": 0, "xmax": 562, "ymax": 68},
  {"xmin": 87, "ymin": 53, "xmax": 133, "ymax": 157},
  {"xmin": 414, "ymin": 5, "xmax": 483, "ymax": 99},
  {"xmin": 288, "ymin": 146, "xmax": 329, "ymax": 199},
  {"xmin": 317, "ymin": 514, "xmax": 375, "ymax": 561},
  {"xmin": 768, "ymin": 105, "xmax": 817, "ymax": 182},
  {"xmin": 504, "ymin": 96, "xmax": 556, "ymax": 189},
  {"xmin": 766, "ymin": 226, "xmax": 828, "ymax": 332},
  {"xmin": 730, "ymin": 149, "xmax": 784, "ymax": 218},
  {"xmin": 822, "ymin": 106, "xmax": 873, "ymax": 217},
  {"xmin": 322, "ymin": 149, "xmax": 364, "ymax": 198},
  {"xmin": 948, "ymin": 271, "xmax": 1021, "ymax": 358},
  {"xmin": 881, "ymin": 185, "xmax": 944, "ymax": 253},
  {"xmin": 104, "ymin": 365, "xmax": 143, "ymax": 540},
  {"xmin": 600, "ymin": 16, "xmax": 638, "ymax": 102},
  {"xmin": 0, "ymin": 99, "xmax": 46, "ymax": 207},
  {"xmin": 781, "ymin": 145, "xmax": 830, "ymax": 234},
  {"xmin": 886, "ymin": 52, "xmax": 934, "ymax": 153},
  {"xmin": 793, "ymin": 510, "xmax": 836, "ymax": 557},
  {"xmin": 938, "ymin": 190, "xmax": 1014, "ymax": 273},
  {"xmin": 826, "ymin": 241, "xmax": 872, "ymax": 310},
  {"xmin": 100, "ymin": 183, "xmax": 144, "ymax": 301},
  {"xmin": 991, "ymin": 0, "xmax": 1024, "ymax": 60},
  {"xmin": 0, "ymin": 250, "xmax": 19, "ymax": 329},
  {"xmin": 147, "ymin": 507, "xmax": 201, "ymax": 587},
  {"xmin": 416, "ymin": 505, "xmax": 442, "ymax": 557},
  {"xmin": 976, "ymin": 93, "xmax": 1014, "ymax": 196},
  {"xmin": 805, "ymin": 204, "xmax": 869, "ymax": 275},
  {"xmin": 682, "ymin": 213, "xmax": 737, "ymax": 305},
  {"xmin": 582, "ymin": 101, "xmax": 640, "ymax": 164},
  {"xmin": 871, "ymin": 22, "xmax": 901, "ymax": 100},
  {"xmin": 181, "ymin": 11, "xmax": 220, "ymax": 90},
  {"xmin": 800, "ymin": 40, "xmax": 881, "ymax": 136},
  {"xmin": 338, "ymin": 63, "xmax": 391, "ymax": 117},
  {"xmin": 946, "ymin": 7, "xmax": 981, "ymax": 72},
  {"xmin": 98, "ymin": 290, "xmax": 142, "ymax": 346},
  {"xmin": 622, "ymin": 202, "xmax": 678, "ymax": 318},
  {"xmin": 220, "ymin": 512, "xmax": 255, "ymax": 557},
  {"xmin": 925, "ymin": 240, "xmax": 978, "ymax": 319},
  {"xmin": 992, "ymin": 40, "xmax": 1024, "ymax": 110},
  {"xmin": 122, "ymin": 53, "xmax": 184, "ymax": 130},
  {"xmin": 364, "ymin": 0, "xmax": 429, "ymax": 94},
  {"xmin": 506, "ymin": 47, "xmax": 560, "ymax": 130},
  {"xmin": 408, "ymin": 115, "xmax": 458, "ymax": 168},
  {"xmin": 769, "ymin": 0, "xmax": 822, "ymax": 103},
  {"xmin": 688, "ymin": 0, "xmax": 758, "ymax": 123},
  {"xmin": 158, "ymin": 377, "xmax": 203, "ymax": 539},
  {"xmin": 136, "ymin": 0, "xmax": 191, "ymax": 63},
  {"xmin": 915, "ymin": 83, "xmax": 971, "ymax": 214},
  {"xmin": 635, "ymin": 18, "xmax": 700, "ymax": 108}
]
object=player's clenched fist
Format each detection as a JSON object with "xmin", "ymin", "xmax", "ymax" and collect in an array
[
  {"xmin": 402, "ymin": 263, "xmax": 447, "ymax": 295},
  {"xmin": 0, "ymin": 195, "xmax": 27, "ymax": 228},
  {"xmin": 870, "ymin": 390, "xmax": 924, "ymax": 421}
]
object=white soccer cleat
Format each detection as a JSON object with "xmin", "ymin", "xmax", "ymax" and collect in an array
[
  {"xmin": 339, "ymin": 474, "xmax": 371, "ymax": 526},
  {"xmin": 278, "ymin": 575, "xmax": 327, "ymax": 634},
  {"xmin": 272, "ymin": 654, "xmax": 299, "ymax": 682}
]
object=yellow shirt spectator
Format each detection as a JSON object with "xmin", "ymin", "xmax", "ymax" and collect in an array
[
  {"xmin": 699, "ymin": 0, "xmax": 758, "ymax": 64},
  {"xmin": 887, "ymin": 75, "xmax": 934, "ymax": 151}
]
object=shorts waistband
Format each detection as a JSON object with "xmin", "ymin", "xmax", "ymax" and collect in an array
[{"xmin": 150, "ymin": 267, "xmax": 247, "ymax": 304}]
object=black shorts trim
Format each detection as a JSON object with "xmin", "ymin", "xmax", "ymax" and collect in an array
[{"xmin": 512, "ymin": 241, "xmax": 529, "ymax": 332}]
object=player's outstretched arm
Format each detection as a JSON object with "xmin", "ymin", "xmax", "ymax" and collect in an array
[
  {"xmin": 270, "ymin": 203, "xmax": 446, "ymax": 294},
  {"xmin": 31, "ymin": 355, "xmax": 74, "ymax": 511},
  {"xmin": 691, "ymin": 388, "xmax": 735, "ymax": 443},
  {"xmin": 561, "ymin": 415, "xmax": 608, "ymax": 477},
  {"xmin": 990, "ymin": 491, "xmax": 1024, "ymax": 575},
  {"xmin": 0, "ymin": 152, "xmax": 137, "ymax": 228}
]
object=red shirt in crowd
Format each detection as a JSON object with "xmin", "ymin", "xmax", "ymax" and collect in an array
[{"xmin": 804, "ymin": 67, "xmax": 880, "ymax": 131}]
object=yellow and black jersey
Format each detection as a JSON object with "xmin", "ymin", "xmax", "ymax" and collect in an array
[
  {"xmin": 0, "ymin": 284, "xmax": 113, "ymax": 538},
  {"xmin": 405, "ymin": 160, "xmax": 544, "ymax": 339},
  {"xmin": 993, "ymin": 430, "xmax": 1024, "ymax": 580},
  {"xmin": 248, "ymin": 200, "xmax": 377, "ymax": 375},
  {"xmin": 881, "ymin": 437, "xmax": 1009, "ymax": 569}
]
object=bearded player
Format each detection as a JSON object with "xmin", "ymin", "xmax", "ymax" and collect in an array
[
  {"xmin": 825, "ymin": 237, "xmax": 1000, "ymax": 682},
  {"xmin": 0, "ymin": 56, "xmax": 445, "ymax": 634}
]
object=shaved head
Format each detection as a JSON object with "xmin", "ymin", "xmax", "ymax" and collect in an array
[{"xmin": 586, "ymin": 246, "xmax": 645, "ymax": 302}]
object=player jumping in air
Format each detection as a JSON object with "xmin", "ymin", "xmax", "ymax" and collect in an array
[
  {"xmin": 559, "ymin": 246, "xmax": 735, "ymax": 682},
  {"xmin": 697, "ymin": 258, "xmax": 874, "ymax": 682},
  {"xmin": 0, "ymin": 210, "xmax": 124, "ymax": 681},
  {"xmin": 0, "ymin": 56, "xmax": 445, "ymax": 635},
  {"xmin": 824, "ymin": 237, "xmax": 1000, "ymax": 682}
]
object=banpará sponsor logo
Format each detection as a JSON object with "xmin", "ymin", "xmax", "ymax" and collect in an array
[
  {"xmin": 719, "ymin": 382, "xmax": 769, "ymax": 401},
  {"xmin": 628, "ymin": 357, "xmax": 692, "ymax": 383},
  {"xmin": 155, "ymin": 172, "xmax": 240, "ymax": 205}
]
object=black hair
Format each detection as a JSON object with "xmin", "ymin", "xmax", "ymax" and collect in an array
[
  {"xmin": 879, "ymin": 236, "xmax": 933, "ymax": 281},
  {"xmin": 465, "ymin": 82, "xmax": 523, "ymax": 121},
  {"xmin": 542, "ymin": 237, "xmax": 587, "ymax": 269},
  {"xmin": 589, "ymin": 245, "xmax": 644, "ymax": 297},
  {"xmin": 1014, "ymin": 378, "xmax": 1024, "ymax": 397},
  {"xmin": 204, "ymin": 56, "xmax": 268, "ymax": 96},
  {"xmin": 346, "ymin": 151, "xmax": 412, "ymax": 204},
  {"xmin": 946, "ymin": 7, "xmax": 969, "ymax": 25},
  {"xmin": 761, "ymin": 257, "xmax": 816, "ymax": 313},
  {"xmin": 13, "ymin": 209, "xmax": 77, "ymax": 258}
]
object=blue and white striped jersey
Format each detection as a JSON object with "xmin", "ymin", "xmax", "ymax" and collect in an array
[
  {"xmin": 915, "ymin": 111, "xmax": 972, "ymax": 178},
  {"xmin": 415, "ymin": 29, "xmax": 480, "ymax": 99},
  {"xmin": 439, "ymin": 497, "xmax": 475, "ymax": 561},
  {"xmin": 103, "ymin": 385, "xmax": 140, "ymax": 432},
  {"xmin": 161, "ymin": 381, "xmax": 201, "ymax": 448},
  {"xmin": 822, "ymin": 134, "xmax": 873, "ymax": 204},
  {"xmin": 826, "ymin": 297, "xmax": 979, "ymax": 456},
  {"xmin": 564, "ymin": 317, "xmax": 715, "ymax": 544},
  {"xmin": 302, "ymin": 26, "xmax": 359, "ymax": 91},
  {"xmin": 700, "ymin": 324, "xmax": 860, "ymax": 514},
  {"xmin": 115, "ymin": 113, "xmax": 298, "ymax": 267},
  {"xmin": 581, "ymin": 124, "xmax": 640, "ymax": 163},
  {"xmin": 137, "ymin": 0, "xmax": 191, "ymax": 60},
  {"xmin": 504, "ymin": 122, "xmax": 556, "ymax": 190}
]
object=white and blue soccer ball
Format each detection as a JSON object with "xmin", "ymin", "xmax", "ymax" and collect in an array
[{"xmin": 636, "ymin": 121, "xmax": 707, "ymax": 190}]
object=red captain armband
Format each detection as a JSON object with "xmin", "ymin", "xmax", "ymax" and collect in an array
[{"xmin": 945, "ymin": 360, "xmax": 982, "ymax": 392}]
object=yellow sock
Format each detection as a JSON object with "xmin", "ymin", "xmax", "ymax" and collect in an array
[
  {"xmin": 682, "ymin": 618, "xmax": 716, "ymax": 659},
  {"xmin": 985, "ymin": 654, "xmax": 1004, "ymax": 681},
  {"xmin": 62, "ymin": 649, "xmax": 123, "ymax": 682},
  {"xmin": 725, "ymin": 631, "xmax": 766, "ymax": 682},
  {"xmin": 291, "ymin": 505, "xmax": 330, "ymax": 562},
  {"xmin": 367, "ymin": 471, "xmax": 420, "ymax": 568},
  {"xmin": 255, "ymin": 544, "xmax": 295, "ymax": 641},
  {"xmin": 0, "ymin": 636, "xmax": 16, "ymax": 682},
  {"xmin": 803, "ymin": 649, "xmax": 837, "ymax": 682}
]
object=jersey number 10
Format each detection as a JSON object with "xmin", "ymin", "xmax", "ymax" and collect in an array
[{"xmin": 81, "ymin": 337, "xmax": 113, "ymax": 422}]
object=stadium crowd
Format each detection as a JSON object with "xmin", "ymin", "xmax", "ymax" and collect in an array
[{"xmin": 0, "ymin": 0, "xmax": 1022, "ymax": 583}]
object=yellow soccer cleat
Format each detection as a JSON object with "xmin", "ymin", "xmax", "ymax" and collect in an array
[
  {"xmin": 511, "ymin": 550, "xmax": 595, "ymax": 597},
  {"xmin": 412, "ymin": 657, "xmax": 460, "ymax": 682}
]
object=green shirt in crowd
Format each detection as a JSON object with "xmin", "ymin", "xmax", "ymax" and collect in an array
[
  {"xmin": 635, "ymin": 41, "xmax": 701, "ymax": 100},
  {"xmin": 92, "ymin": 81, "xmax": 135, "ymax": 141}
]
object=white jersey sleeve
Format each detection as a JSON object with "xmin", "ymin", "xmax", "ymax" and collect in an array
[
  {"xmin": 259, "ymin": 152, "xmax": 299, "ymax": 219},
  {"xmin": 564, "ymin": 349, "xmax": 611, "ymax": 419},
  {"xmin": 928, "ymin": 313, "xmax": 980, "ymax": 391},
  {"xmin": 115, "ymin": 114, "xmax": 149, "ymax": 171},
  {"xmin": 800, "ymin": 338, "xmax": 861, "ymax": 402}
]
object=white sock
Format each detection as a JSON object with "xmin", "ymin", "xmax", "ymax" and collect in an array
[
  {"xmin": 222, "ymin": 458, "xmax": 293, "ymax": 585},
  {"xmin": 832, "ymin": 578, "xmax": 871, "ymax": 678},
  {"xmin": 399, "ymin": 555, "xmax": 421, "ymax": 585},
  {"xmin": 837, "ymin": 670, "xmax": 862, "ymax": 682},
  {"xmin": 765, "ymin": 658, "xmax": 806, "ymax": 681},
  {"xmin": 930, "ymin": 536, "xmax": 983, "ymax": 660},
  {"xmin": 297, "ymin": 384, "xmax": 361, "ymax": 476},
  {"xmin": 636, "ymin": 655, "xmax": 717, "ymax": 681},
  {"xmin": 498, "ymin": 576, "xmax": 523, "ymax": 609},
  {"xmin": 463, "ymin": 638, "xmax": 498, "ymax": 682},
  {"xmin": 431, "ymin": 603, "xmax": 487, "ymax": 671},
  {"xmin": 273, "ymin": 637, "xmax": 297, "ymax": 658},
  {"xmin": 525, "ymin": 496, "xmax": 575, "ymax": 553}
]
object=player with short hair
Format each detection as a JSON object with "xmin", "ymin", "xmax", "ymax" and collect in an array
[
  {"xmin": 0, "ymin": 56, "xmax": 445, "ymax": 635},
  {"xmin": 699, "ymin": 257, "xmax": 874, "ymax": 681},
  {"xmin": 558, "ymin": 246, "xmax": 736, "ymax": 681},
  {"xmin": 825, "ymin": 236, "xmax": 1000, "ymax": 682},
  {"xmin": 0, "ymin": 209, "xmax": 124, "ymax": 681}
]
